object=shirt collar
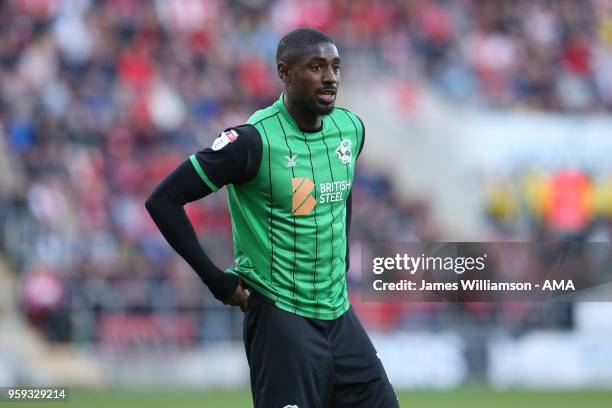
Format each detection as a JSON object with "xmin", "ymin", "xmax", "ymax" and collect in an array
[{"xmin": 274, "ymin": 93, "xmax": 324, "ymax": 134}]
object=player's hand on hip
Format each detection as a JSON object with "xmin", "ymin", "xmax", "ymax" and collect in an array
[{"xmin": 223, "ymin": 278, "xmax": 250, "ymax": 312}]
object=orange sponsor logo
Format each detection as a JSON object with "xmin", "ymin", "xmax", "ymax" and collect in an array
[{"xmin": 292, "ymin": 177, "xmax": 317, "ymax": 216}]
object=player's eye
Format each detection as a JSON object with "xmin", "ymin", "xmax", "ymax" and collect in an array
[
  {"xmin": 332, "ymin": 65, "xmax": 341, "ymax": 73},
  {"xmin": 310, "ymin": 65, "xmax": 321, "ymax": 72}
]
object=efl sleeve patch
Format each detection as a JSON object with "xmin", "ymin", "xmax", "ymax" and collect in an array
[{"xmin": 212, "ymin": 129, "xmax": 239, "ymax": 151}]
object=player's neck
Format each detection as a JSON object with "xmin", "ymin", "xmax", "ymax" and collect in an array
[{"xmin": 284, "ymin": 94, "xmax": 322, "ymax": 132}]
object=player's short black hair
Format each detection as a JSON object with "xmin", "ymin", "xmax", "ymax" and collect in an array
[{"xmin": 276, "ymin": 28, "xmax": 334, "ymax": 68}]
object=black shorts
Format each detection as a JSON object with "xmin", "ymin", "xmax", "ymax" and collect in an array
[{"xmin": 243, "ymin": 290, "xmax": 399, "ymax": 408}]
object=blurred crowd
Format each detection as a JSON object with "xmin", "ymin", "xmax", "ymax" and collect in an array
[
  {"xmin": 486, "ymin": 169, "xmax": 612, "ymax": 240},
  {"xmin": 0, "ymin": 0, "xmax": 606, "ymax": 344}
]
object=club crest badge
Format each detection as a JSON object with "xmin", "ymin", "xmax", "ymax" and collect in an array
[{"xmin": 335, "ymin": 139, "xmax": 352, "ymax": 164}]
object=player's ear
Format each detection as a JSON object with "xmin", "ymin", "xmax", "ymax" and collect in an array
[{"xmin": 278, "ymin": 62, "xmax": 291, "ymax": 84}]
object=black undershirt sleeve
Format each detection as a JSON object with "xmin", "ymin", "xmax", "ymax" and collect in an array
[
  {"xmin": 355, "ymin": 115, "xmax": 366, "ymax": 158},
  {"xmin": 347, "ymin": 115, "xmax": 364, "ymax": 269},
  {"xmin": 345, "ymin": 191, "xmax": 352, "ymax": 272},
  {"xmin": 145, "ymin": 124, "xmax": 262, "ymax": 301}
]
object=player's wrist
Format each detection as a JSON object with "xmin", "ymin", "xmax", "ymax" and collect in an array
[{"xmin": 208, "ymin": 271, "xmax": 240, "ymax": 302}]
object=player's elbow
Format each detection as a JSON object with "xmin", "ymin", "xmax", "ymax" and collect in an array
[
  {"xmin": 144, "ymin": 193, "xmax": 158, "ymax": 216},
  {"xmin": 145, "ymin": 186, "xmax": 183, "ymax": 217},
  {"xmin": 145, "ymin": 189, "xmax": 166, "ymax": 218}
]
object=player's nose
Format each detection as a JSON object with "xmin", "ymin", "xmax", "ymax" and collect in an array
[{"xmin": 321, "ymin": 66, "xmax": 338, "ymax": 85}]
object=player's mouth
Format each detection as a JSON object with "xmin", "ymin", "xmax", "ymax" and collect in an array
[{"xmin": 316, "ymin": 89, "xmax": 336, "ymax": 104}]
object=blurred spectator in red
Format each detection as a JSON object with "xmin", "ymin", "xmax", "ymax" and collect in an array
[{"xmin": 21, "ymin": 266, "xmax": 69, "ymax": 342}]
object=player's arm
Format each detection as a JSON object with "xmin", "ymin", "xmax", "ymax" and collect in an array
[
  {"xmin": 145, "ymin": 161, "xmax": 239, "ymax": 301},
  {"xmin": 345, "ymin": 191, "xmax": 352, "ymax": 272},
  {"xmin": 346, "ymin": 115, "xmax": 364, "ymax": 271},
  {"xmin": 356, "ymin": 114, "xmax": 365, "ymax": 158},
  {"xmin": 145, "ymin": 124, "xmax": 262, "ymax": 308}
]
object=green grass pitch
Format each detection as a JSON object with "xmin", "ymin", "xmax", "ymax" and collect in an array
[{"xmin": 3, "ymin": 388, "xmax": 612, "ymax": 407}]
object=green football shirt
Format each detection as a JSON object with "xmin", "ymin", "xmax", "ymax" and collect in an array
[{"xmin": 190, "ymin": 93, "xmax": 364, "ymax": 319}]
